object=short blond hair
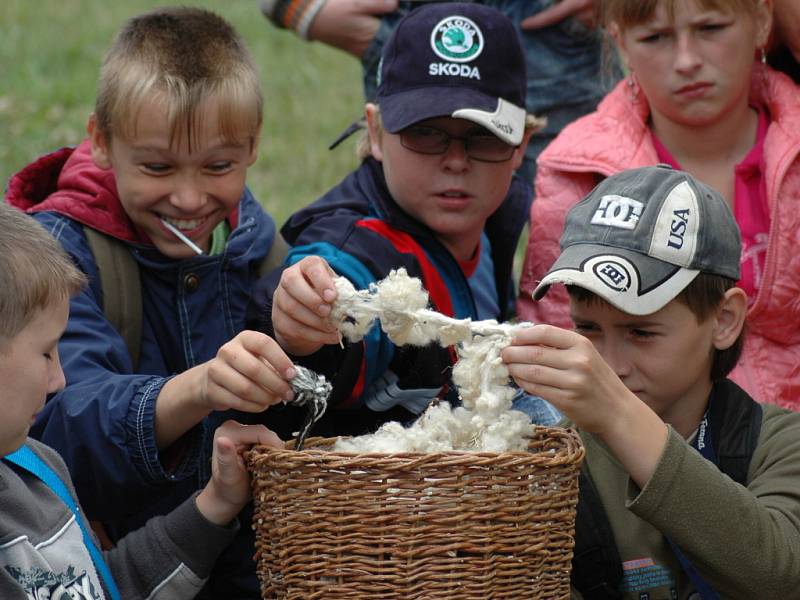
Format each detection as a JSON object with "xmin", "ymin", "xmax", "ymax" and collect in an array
[
  {"xmin": 356, "ymin": 106, "xmax": 546, "ymax": 160},
  {"xmin": 94, "ymin": 6, "xmax": 262, "ymax": 150},
  {"xmin": 0, "ymin": 204, "xmax": 86, "ymax": 347}
]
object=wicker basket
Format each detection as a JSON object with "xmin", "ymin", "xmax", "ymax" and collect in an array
[{"xmin": 246, "ymin": 425, "xmax": 584, "ymax": 600}]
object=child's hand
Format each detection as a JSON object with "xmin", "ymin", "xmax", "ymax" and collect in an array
[
  {"xmin": 501, "ymin": 324, "xmax": 636, "ymax": 435},
  {"xmin": 201, "ymin": 330, "xmax": 297, "ymax": 413},
  {"xmin": 195, "ymin": 420, "xmax": 283, "ymax": 525},
  {"xmin": 272, "ymin": 256, "xmax": 341, "ymax": 356},
  {"xmin": 156, "ymin": 331, "xmax": 296, "ymax": 449}
]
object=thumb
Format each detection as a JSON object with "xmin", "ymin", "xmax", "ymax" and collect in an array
[
  {"xmin": 358, "ymin": 0, "xmax": 399, "ymax": 16},
  {"xmin": 214, "ymin": 436, "xmax": 242, "ymax": 481}
]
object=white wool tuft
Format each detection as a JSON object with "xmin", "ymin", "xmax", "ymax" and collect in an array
[{"xmin": 329, "ymin": 268, "xmax": 535, "ymax": 453}]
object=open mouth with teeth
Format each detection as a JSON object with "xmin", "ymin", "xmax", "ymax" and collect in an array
[{"xmin": 161, "ymin": 215, "xmax": 206, "ymax": 231}]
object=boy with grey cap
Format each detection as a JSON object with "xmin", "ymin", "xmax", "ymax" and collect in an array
[{"xmin": 503, "ymin": 165, "xmax": 800, "ymax": 599}]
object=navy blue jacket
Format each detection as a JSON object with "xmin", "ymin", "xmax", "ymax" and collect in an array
[
  {"xmin": 6, "ymin": 142, "xmax": 279, "ymax": 599},
  {"xmin": 249, "ymin": 157, "xmax": 531, "ymax": 438}
]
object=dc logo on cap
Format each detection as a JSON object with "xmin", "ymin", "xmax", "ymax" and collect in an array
[
  {"xmin": 593, "ymin": 260, "xmax": 631, "ymax": 292},
  {"xmin": 431, "ymin": 16, "xmax": 484, "ymax": 63}
]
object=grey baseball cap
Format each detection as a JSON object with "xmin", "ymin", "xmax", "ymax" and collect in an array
[{"xmin": 533, "ymin": 165, "xmax": 741, "ymax": 315}]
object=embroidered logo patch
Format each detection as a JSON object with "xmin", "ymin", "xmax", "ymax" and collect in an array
[
  {"xmin": 430, "ymin": 15, "xmax": 483, "ymax": 62},
  {"xmin": 593, "ymin": 259, "xmax": 632, "ymax": 292},
  {"xmin": 591, "ymin": 195, "xmax": 644, "ymax": 229}
]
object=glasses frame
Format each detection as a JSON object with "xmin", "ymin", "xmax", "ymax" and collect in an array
[{"xmin": 398, "ymin": 124, "xmax": 517, "ymax": 163}]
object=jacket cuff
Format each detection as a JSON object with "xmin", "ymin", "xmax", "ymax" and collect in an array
[
  {"xmin": 260, "ymin": 0, "xmax": 328, "ymax": 38},
  {"xmin": 128, "ymin": 375, "xmax": 204, "ymax": 483}
]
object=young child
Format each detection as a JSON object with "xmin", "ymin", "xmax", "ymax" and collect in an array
[
  {"xmin": 0, "ymin": 202, "xmax": 283, "ymax": 599},
  {"xmin": 250, "ymin": 2, "xmax": 560, "ymax": 437},
  {"xmin": 503, "ymin": 165, "xmax": 800, "ymax": 599},
  {"xmin": 4, "ymin": 7, "xmax": 296, "ymax": 597},
  {"xmin": 517, "ymin": 0, "xmax": 800, "ymax": 410}
]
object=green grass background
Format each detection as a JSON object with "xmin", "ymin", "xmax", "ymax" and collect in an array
[{"xmin": 0, "ymin": 0, "xmax": 364, "ymax": 227}]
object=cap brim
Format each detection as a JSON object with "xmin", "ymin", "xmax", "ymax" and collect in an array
[
  {"xmin": 379, "ymin": 86, "xmax": 525, "ymax": 145},
  {"xmin": 532, "ymin": 244, "xmax": 700, "ymax": 316}
]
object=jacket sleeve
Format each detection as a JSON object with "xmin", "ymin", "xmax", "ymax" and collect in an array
[
  {"xmin": 517, "ymin": 165, "xmax": 599, "ymax": 327},
  {"xmin": 627, "ymin": 409, "xmax": 800, "ymax": 599},
  {"xmin": 108, "ymin": 492, "xmax": 239, "ymax": 600},
  {"xmin": 30, "ymin": 213, "xmax": 205, "ymax": 519}
]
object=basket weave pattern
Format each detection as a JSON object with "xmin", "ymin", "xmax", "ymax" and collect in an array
[{"xmin": 247, "ymin": 426, "xmax": 584, "ymax": 599}]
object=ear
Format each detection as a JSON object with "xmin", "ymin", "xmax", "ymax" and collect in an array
[
  {"xmin": 87, "ymin": 114, "xmax": 112, "ymax": 170},
  {"xmin": 608, "ymin": 22, "xmax": 630, "ymax": 69},
  {"xmin": 712, "ymin": 287, "xmax": 748, "ymax": 351},
  {"xmin": 364, "ymin": 103, "xmax": 384, "ymax": 162},
  {"xmin": 754, "ymin": 0, "xmax": 774, "ymax": 50}
]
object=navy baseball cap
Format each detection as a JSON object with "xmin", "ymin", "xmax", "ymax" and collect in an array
[
  {"xmin": 533, "ymin": 165, "xmax": 742, "ymax": 315},
  {"xmin": 376, "ymin": 3, "xmax": 527, "ymax": 145}
]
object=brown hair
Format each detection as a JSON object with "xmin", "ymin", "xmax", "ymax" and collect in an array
[
  {"xmin": 601, "ymin": 0, "xmax": 761, "ymax": 29},
  {"xmin": 94, "ymin": 6, "xmax": 262, "ymax": 151},
  {"xmin": 567, "ymin": 273, "xmax": 744, "ymax": 380},
  {"xmin": 0, "ymin": 204, "xmax": 86, "ymax": 348}
]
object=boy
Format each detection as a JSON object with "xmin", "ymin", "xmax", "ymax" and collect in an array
[
  {"xmin": 0, "ymin": 202, "xmax": 283, "ymax": 599},
  {"xmin": 250, "ymin": 2, "xmax": 560, "ymax": 437},
  {"xmin": 5, "ymin": 7, "xmax": 296, "ymax": 597},
  {"xmin": 502, "ymin": 165, "xmax": 800, "ymax": 598}
]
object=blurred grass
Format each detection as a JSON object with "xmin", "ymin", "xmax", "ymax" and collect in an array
[{"xmin": 0, "ymin": 0, "xmax": 364, "ymax": 227}]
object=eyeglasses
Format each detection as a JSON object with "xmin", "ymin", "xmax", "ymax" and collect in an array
[{"xmin": 398, "ymin": 124, "xmax": 516, "ymax": 163}]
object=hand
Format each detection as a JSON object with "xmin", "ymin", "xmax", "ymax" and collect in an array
[
  {"xmin": 501, "ymin": 324, "xmax": 634, "ymax": 435},
  {"xmin": 155, "ymin": 331, "xmax": 296, "ymax": 448},
  {"xmin": 195, "ymin": 420, "xmax": 284, "ymax": 525},
  {"xmin": 272, "ymin": 256, "xmax": 340, "ymax": 356},
  {"xmin": 307, "ymin": 0, "xmax": 399, "ymax": 57},
  {"xmin": 520, "ymin": 0, "xmax": 597, "ymax": 31}
]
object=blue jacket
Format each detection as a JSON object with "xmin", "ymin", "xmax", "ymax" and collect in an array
[
  {"xmin": 5, "ymin": 141, "xmax": 278, "ymax": 599},
  {"xmin": 249, "ymin": 157, "xmax": 531, "ymax": 437}
]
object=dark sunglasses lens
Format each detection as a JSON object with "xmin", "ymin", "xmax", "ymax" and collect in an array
[
  {"xmin": 400, "ymin": 127, "xmax": 449, "ymax": 154},
  {"xmin": 465, "ymin": 136, "xmax": 515, "ymax": 162}
]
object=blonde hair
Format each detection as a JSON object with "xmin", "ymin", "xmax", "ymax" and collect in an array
[
  {"xmin": 356, "ymin": 106, "xmax": 546, "ymax": 160},
  {"xmin": 0, "ymin": 204, "xmax": 86, "ymax": 347},
  {"xmin": 601, "ymin": 0, "xmax": 761, "ymax": 29},
  {"xmin": 94, "ymin": 6, "xmax": 262, "ymax": 150}
]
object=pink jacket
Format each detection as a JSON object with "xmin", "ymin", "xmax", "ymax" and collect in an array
[{"xmin": 518, "ymin": 66, "xmax": 800, "ymax": 410}]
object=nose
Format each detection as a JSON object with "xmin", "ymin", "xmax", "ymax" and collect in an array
[
  {"xmin": 441, "ymin": 137, "xmax": 470, "ymax": 172},
  {"xmin": 596, "ymin": 339, "xmax": 632, "ymax": 379},
  {"xmin": 673, "ymin": 32, "xmax": 702, "ymax": 74},
  {"xmin": 48, "ymin": 349, "xmax": 66, "ymax": 394},
  {"xmin": 169, "ymin": 175, "xmax": 208, "ymax": 212}
]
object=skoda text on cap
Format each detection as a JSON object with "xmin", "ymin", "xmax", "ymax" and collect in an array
[
  {"xmin": 375, "ymin": 3, "xmax": 527, "ymax": 146},
  {"xmin": 532, "ymin": 165, "xmax": 742, "ymax": 316}
]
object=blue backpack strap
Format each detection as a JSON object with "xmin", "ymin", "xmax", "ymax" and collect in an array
[{"xmin": 3, "ymin": 445, "xmax": 122, "ymax": 600}]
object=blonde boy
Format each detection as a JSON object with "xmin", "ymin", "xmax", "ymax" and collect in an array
[
  {"xmin": 252, "ymin": 2, "xmax": 559, "ymax": 439},
  {"xmin": 503, "ymin": 165, "xmax": 800, "ymax": 599},
  {"xmin": 5, "ymin": 6, "xmax": 294, "ymax": 596},
  {"xmin": 0, "ymin": 203, "xmax": 281, "ymax": 599}
]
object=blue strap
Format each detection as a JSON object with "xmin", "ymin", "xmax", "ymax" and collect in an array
[
  {"xmin": 665, "ymin": 411, "xmax": 720, "ymax": 600},
  {"xmin": 3, "ymin": 445, "xmax": 122, "ymax": 600}
]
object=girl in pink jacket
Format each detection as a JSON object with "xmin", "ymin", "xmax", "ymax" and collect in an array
[{"xmin": 518, "ymin": 0, "xmax": 800, "ymax": 410}]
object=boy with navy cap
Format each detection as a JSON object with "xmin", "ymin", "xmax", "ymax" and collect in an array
[
  {"xmin": 503, "ymin": 165, "xmax": 800, "ymax": 599},
  {"xmin": 250, "ymin": 2, "xmax": 559, "ymax": 437}
]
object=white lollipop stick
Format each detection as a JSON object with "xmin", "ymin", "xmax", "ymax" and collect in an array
[{"xmin": 161, "ymin": 218, "xmax": 205, "ymax": 255}]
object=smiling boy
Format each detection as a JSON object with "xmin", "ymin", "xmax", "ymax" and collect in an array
[
  {"xmin": 5, "ymin": 7, "xmax": 296, "ymax": 597},
  {"xmin": 503, "ymin": 165, "xmax": 800, "ymax": 599},
  {"xmin": 249, "ymin": 2, "xmax": 560, "ymax": 438}
]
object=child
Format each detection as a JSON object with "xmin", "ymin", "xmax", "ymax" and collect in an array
[
  {"xmin": 5, "ymin": 7, "xmax": 296, "ymax": 597},
  {"xmin": 250, "ymin": 2, "xmax": 560, "ymax": 437},
  {"xmin": 0, "ymin": 202, "xmax": 283, "ymax": 599},
  {"xmin": 503, "ymin": 165, "xmax": 800, "ymax": 599},
  {"xmin": 517, "ymin": 0, "xmax": 800, "ymax": 410}
]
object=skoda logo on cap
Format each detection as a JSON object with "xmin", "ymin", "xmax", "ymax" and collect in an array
[
  {"xmin": 431, "ymin": 15, "xmax": 484, "ymax": 63},
  {"xmin": 593, "ymin": 260, "xmax": 631, "ymax": 292}
]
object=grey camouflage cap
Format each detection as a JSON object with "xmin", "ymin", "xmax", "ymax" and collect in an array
[{"xmin": 533, "ymin": 165, "xmax": 741, "ymax": 315}]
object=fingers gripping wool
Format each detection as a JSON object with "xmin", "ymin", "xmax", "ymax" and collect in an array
[{"xmin": 330, "ymin": 269, "xmax": 533, "ymax": 453}]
